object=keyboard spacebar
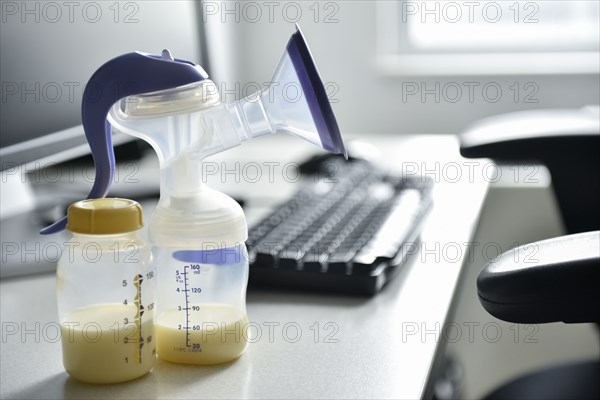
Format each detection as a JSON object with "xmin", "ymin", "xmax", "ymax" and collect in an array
[{"xmin": 353, "ymin": 189, "xmax": 422, "ymax": 265}]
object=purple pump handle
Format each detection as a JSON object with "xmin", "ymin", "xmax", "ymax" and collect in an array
[{"xmin": 41, "ymin": 51, "xmax": 208, "ymax": 234}]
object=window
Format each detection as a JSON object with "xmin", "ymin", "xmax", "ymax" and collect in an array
[{"xmin": 377, "ymin": 1, "xmax": 600, "ymax": 75}]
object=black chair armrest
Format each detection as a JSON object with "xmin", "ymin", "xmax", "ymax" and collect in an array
[
  {"xmin": 477, "ymin": 231, "xmax": 600, "ymax": 324},
  {"xmin": 459, "ymin": 107, "xmax": 600, "ymax": 233}
]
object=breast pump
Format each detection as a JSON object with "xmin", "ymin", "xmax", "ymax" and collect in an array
[{"xmin": 43, "ymin": 26, "xmax": 346, "ymax": 364}]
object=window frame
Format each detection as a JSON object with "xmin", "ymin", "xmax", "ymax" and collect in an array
[{"xmin": 375, "ymin": 1, "xmax": 600, "ymax": 76}]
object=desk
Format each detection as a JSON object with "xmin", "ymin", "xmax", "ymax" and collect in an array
[{"xmin": 1, "ymin": 135, "xmax": 489, "ymax": 399}]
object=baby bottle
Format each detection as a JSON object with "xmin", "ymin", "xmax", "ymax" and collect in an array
[
  {"xmin": 56, "ymin": 198, "xmax": 155, "ymax": 383},
  {"xmin": 152, "ymin": 165, "xmax": 250, "ymax": 365}
]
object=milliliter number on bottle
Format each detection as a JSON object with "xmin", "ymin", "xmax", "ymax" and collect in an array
[
  {"xmin": 175, "ymin": 265, "xmax": 202, "ymax": 351},
  {"xmin": 114, "ymin": 272, "xmax": 155, "ymax": 363}
]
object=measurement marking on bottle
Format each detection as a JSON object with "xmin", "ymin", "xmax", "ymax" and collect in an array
[
  {"xmin": 183, "ymin": 265, "xmax": 191, "ymax": 348},
  {"xmin": 133, "ymin": 274, "xmax": 145, "ymax": 364}
]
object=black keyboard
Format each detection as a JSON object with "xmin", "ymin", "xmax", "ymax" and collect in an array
[{"xmin": 247, "ymin": 156, "xmax": 433, "ymax": 295}]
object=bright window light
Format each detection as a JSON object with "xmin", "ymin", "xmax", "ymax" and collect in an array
[
  {"xmin": 376, "ymin": 1, "xmax": 600, "ymax": 75},
  {"xmin": 405, "ymin": 1, "xmax": 599, "ymax": 52}
]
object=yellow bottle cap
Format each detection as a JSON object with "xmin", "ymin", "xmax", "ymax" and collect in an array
[{"xmin": 67, "ymin": 198, "xmax": 143, "ymax": 234}]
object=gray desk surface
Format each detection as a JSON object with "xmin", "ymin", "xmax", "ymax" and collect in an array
[{"xmin": 1, "ymin": 134, "xmax": 489, "ymax": 399}]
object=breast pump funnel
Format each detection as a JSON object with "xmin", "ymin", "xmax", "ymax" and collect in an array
[{"xmin": 227, "ymin": 24, "xmax": 347, "ymax": 157}]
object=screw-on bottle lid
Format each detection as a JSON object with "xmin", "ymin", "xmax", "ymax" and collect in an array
[{"xmin": 67, "ymin": 198, "xmax": 143, "ymax": 234}]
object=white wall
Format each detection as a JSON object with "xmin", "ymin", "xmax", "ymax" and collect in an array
[
  {"xmin": 3, "ymin": 0, "xmax": 597, "ymax": 143},
  {"xmin": 204, "ymin": 1, "xmax": 600, "ymax": 135}
]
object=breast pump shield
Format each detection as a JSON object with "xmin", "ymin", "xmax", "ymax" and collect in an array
[{"xmin": 43, "ymin": 26, "xmax": 346, "ymax": 364}]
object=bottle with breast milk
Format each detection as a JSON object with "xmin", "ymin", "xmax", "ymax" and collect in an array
[
  {"xmin": 56, "ymin": 198, "xmax": 155, "ymax": 384},
  {"xmin": 150, "ymin": 174, "xmax": 250, "ymax": 365}
]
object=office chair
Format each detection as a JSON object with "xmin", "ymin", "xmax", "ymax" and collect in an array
[{"xmin": 459, "ymin": 107, "xmax": 600, "ymax": 399}]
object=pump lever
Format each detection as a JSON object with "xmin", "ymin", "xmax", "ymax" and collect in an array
[{"xmin": 41, "ymin": 51, "xmax": 208, "ymax": 234}]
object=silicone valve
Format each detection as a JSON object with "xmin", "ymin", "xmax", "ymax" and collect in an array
[{"xmin": 41, "ymin": 50, "xmax": 208, "ymax": 234}]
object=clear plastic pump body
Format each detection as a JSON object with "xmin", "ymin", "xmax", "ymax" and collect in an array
[
  {"xmin": 57, "ymin": 200, "xmax": 155, "ymax": 383},
  {"xmin": 104, "ymin": 54, "xmax": 345, "ymax": 362},
  {"xmin": 108, "ymin": 81, "xmax": 251, "ymax": 364}
]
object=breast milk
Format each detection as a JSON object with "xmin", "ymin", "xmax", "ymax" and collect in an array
[
  {"xmin": 156, "ymin": 304, "xmax": 249, "ymax": 364},
  {"xmin": 60, "ymin": 303, "xmax": 155, "ymax": 383}
]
